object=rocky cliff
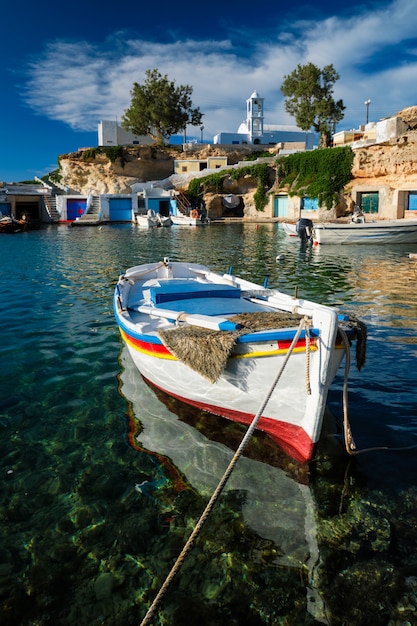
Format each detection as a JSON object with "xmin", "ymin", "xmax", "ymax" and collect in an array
[
  {"xmin": 349, "ymin": 132, "xmax": 417, "ymax": 188},
  {"xmin": 348, "ymin": 105, "xmax": 417, "ymax": 188},
  {"xmin": 58, "ymin": 144, "xmax": 267, "ymax": 195}
]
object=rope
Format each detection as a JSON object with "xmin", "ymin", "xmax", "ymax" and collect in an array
[
  {"xmin": 304, "ymin": 319, "xmax": 312, "ymax": 396},
  {"xmin": 123, "ymin": 261, "xmax": 167, "ymax": 284},
  {"xmin": 138, "ymin": 316, "xmax": 308, "ymax": 626},
  {"xmin": 339, "ymin": 328, "xmax": 417, "ymax": 456}
]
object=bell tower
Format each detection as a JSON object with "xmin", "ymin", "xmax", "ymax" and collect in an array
[{"xmin": 246, "ymin": 91, "xmax": 264, "ymax": 143}]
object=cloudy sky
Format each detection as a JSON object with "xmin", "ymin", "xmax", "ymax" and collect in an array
[{"xmin": 1, "ymin": 0, "xmax": 417, "ymax": 182}]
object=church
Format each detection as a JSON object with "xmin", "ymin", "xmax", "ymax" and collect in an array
[{"xmin": 213, "ymin": 91, "xmax": 316, "ymax": 149}]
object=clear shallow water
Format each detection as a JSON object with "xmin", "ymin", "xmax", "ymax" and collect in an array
[{"xmin": 1, "ymin": 223, "xmax": 417, "ymax": 625}]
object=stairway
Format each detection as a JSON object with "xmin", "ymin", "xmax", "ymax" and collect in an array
[
  {"xmin": 176, "ymin": 192, "xmax": 192, "ymax": 216},
  {"xmin": 43, "ymin": 195, "xmax": 60, "ymax": 222},
  {"xmin": 73, "ymin": 195, "xmax": 102, "ymax": 225}
]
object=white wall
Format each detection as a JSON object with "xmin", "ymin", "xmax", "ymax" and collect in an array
[{"xmin": 98, "ymin": 120, "xmax": 153, "ymax": 146}]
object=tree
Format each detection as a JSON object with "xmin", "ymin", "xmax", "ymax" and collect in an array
[
  {"xmin": 280, "ymin": 63, "xmax": 345, "ymax": 148},
  {"xmin": 122, "ymin": 69, "xmax": 203, "ymax": 145}
]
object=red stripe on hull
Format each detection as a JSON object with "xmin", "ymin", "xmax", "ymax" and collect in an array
[{"xmin": 145, "ymin": 378, "xmax": 314, "ymax": 463}]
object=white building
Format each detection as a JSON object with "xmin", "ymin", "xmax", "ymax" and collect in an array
[
  {"xmin": 98, "ymin": 120, "xmax": 153, "ymax": 147},
  {"xmin": 213, "ymin": 91, "xmax": 316, "ymax": 150}
]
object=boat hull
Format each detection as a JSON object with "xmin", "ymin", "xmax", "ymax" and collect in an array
[
  {"xmin": 281, "ymin": 222, "xmax": 298, "ymax": 237},
  {"xmin": 120, "ymin": 329, "xmax": 345, "ymax": 462},
  {"xmin": 313, "ymin": 219, "xmax": 417, "ymax": 245},
  {"xmin": 135, "ymin": 211, "xmax": 171, "ymax": 228},
  {"xmin": 114, "ymin": 260, "xmax": 351, "ymax": 462},
  {"xmin": 171, "ymin": 214, "xmax": 209, "ymax": 226}
]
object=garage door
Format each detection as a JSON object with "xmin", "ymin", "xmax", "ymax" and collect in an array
[
  {"xmin": 109, "ymin": 198, "xmax": 132, "ymax": 221},
  {"xmin": 361, "ymin": 193, "xmax": 379, "ymax": 214},
  {"xmin": 67, "ymin": 199, "xmax": 87, "ymax": 221},
  {"xmin": 301, "ymin": 197, "xmax": 319, "ymax": 210},
  {"xmin": 408, "ymin": 191, "xmax": 417, "ymax": 210},
  {"xmin": 274, "ymin": 195, "xmax": 288, "ymax": 217}
]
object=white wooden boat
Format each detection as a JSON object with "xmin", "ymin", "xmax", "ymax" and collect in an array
[
  {"xmin": 170, "ymin": 209, "xmax": 209, "ymax": 226},
  {"xmin": 114, "ymin": 258, "xmax": 364, "ymax": 462},
  {"xmin": 0, "ymin": 214, "xmax": 29, "ymax": 233},
  {"xmin": 135, "ymin": 209, "xmax": 171, "ymax": 228},
  {"xmin": 281, "ymin": 222, "xmax": 298, "ymax": 237},
  {"xmin": 313, "ymin": 218, "xmax": 417, "ymax": 245}
]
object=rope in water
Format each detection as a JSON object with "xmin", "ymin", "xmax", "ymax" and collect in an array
[
  {"xmin": 138, "ymin": 316, "xmax": 309, "ymax": 626},
  {"xmin": 339, "ymin": 328, "xmax": 417, "ymax": 455}
]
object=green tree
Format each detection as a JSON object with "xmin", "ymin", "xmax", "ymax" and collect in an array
[
  {"xmin": 280, "ymin": 63, "xmax": 345, "ymax": 148},
  {"xmin": 122, "ymin": 69, "xmax": 203, "ymax": 145}
]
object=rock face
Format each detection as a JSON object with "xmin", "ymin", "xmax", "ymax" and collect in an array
[
  {"xmin": 58, "ymin": 144, "xmax": 272, "ymax": 196},
  {"xmin": 350, "ymin": 133, "xmax": 417, "ymax": 188},
  {"xmin": 349, "ymin": 105, "xmax": 417, "ymax": 188},
  {"xmin": 59, "ymin": 146, "xmax": 176, "ymax": 194}
]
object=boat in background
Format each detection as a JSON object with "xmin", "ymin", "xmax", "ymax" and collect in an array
[
  {"xmin": 0, "ymin": 214, "xmax": 29, "ymax": 233},
  {"xmin": 170, "ymin": 209, "xmax": 209, "ymax": 227},
  {"xmin": 313, "ymin": 218, "xmax": 417, "ymax": 245},
  {"xmin": 281, "ymin": 222, "xmax": 298, "ymax": 237},
  {"xmin": 135, "ymin": 209, "xmax": 171, "ymax": 228},
  {"xmin": 282, "ymin": 219, "xmax": 314, "ymax": 242},
  {"xmin": 114, "ymin": 258, "xmax": 365, "ymax": 463}
]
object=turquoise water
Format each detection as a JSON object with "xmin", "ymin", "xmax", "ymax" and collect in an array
[{"xmin": 1, "ymin": 222, "xmax": 417, "ymax": 625}]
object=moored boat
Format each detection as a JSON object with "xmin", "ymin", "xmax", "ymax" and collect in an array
[
  {"xmin": 0, "ymin": 214, "xmax": 29, "ymax": 233},
  {"xmin": 313, "ymin": 218, "xmax": 417, "ymax": 245},
  {"xmin": 281, "ymin": 221, "xmax": 298, "ymax": 237},
  {"xmin": 135, "ymin": 209, "xmax": 171, "ymax": 228},
  {"xmin": 170, "ymin": 208, "xmax": 209, "ymax": 226},
  {"xmin": 114, "ymin": 258, "xmax": 365, "ymax": 463}
]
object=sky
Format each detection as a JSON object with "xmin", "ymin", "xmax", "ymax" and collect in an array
[{"xmin": 1, "ymin": 0, "xmax": 417, "ymax": 182}]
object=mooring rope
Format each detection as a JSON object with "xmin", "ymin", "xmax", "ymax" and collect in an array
[
  {"xmin": 138, "ymin": 316, "xmax": 308, "ymax": 626},
  {"xmin": 304, "ymin": 319, "xmax": 312, "ymax": 395},
  {"xmin": 339, "ymin": 328, "xmax": 417, "ymax": 456}
]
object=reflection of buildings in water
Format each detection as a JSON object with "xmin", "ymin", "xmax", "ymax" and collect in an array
[
  {"xmin": 119, "ymin": 345, "xmax": 329, "ymax": 623},
  {"xmin": 311, "ymin": 246, "xmax": 417, "ymax": 322}
]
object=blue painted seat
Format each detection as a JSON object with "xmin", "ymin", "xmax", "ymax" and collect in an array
[{"xmin": 149, "ymin": 280, "xmax": 241, "ymax": 305}]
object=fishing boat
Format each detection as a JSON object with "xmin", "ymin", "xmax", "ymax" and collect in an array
[
  {"xmin": 281, "ymin": 221, "xmax": 298, "ymax": 237},
  {"xmin": 313, "ymin": 218, "xmax": 417, "ymax": 245},
  {"xmin": 170, "ymin": 208, "xmax": 209, "ymax": 226},
  {"xmin": 0, "ymin": 214, "xmax": 29, "ymax": 233},
  {"xmin": 114, "ymin": 258, "xmax": 365, "ymax": 463},
  {"xmin": 135, "ymin": 209, "xmax": 171, "ymax": 228}
]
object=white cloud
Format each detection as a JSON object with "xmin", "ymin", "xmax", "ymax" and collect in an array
[{"xmin": 22, "ymin": 0, "xmax": 417, "ymax": 140}]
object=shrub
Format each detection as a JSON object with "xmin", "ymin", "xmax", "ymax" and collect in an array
[{"xmin": 276, "ymin": 146, "xmax": 354, "ymax": 209}]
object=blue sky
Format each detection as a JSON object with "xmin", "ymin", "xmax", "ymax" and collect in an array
[{"xmin": 2, "ymin": 0, "xmax": 417, "ymax": 182}]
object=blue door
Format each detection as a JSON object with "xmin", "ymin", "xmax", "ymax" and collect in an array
[
  {"xmin": 274, "ymin": 195, "xmax": 288, "ymax": 217},
  {"xmin": 109, "ymin": 198, "xmax": 132, "ymax": 221},
  {"xmin": 67, "ymin": 199, "xmax": 86, "ymax": 221},
  {"xmin": 408, "ymin": 191, "xmax": 417, "ymax": 210},
  {"xmin": 301, "ymin": 197, "xmax": 319, "ymax": 210},
  {"xmin": 0, "ymin": 203, "xmax": 11, "ymax": 217},
  {"xmin": 361, "ymin": 193, "xmax": 379, "ymax": 214}
]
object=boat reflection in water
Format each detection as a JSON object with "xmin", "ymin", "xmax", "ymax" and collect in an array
[{"xmin": 119, "ymin": 345, "xmax": 334, "ymax": 623}]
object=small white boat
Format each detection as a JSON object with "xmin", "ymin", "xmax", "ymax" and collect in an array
[
  {"xmin": 313, "ymin": 218, "xmax": 417, "ymax": 245},
  {"xmin": 114, "ymin": 258, "xmax": 364, "ymax": 462},
  {"xmin": 135, "ymin": 209, "xmax": 171, "ymax": 228},
  {"xmin": 170, "ymin": 209, "xmax": 209, "ymax": 227},
  {"xmin": 281, "ymin": 222, "xmax": 298, "ymax": 237}
]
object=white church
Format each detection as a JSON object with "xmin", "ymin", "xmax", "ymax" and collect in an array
[{"xmin": 213, "ymin": 91, "xmax": 316, "ymax": 149}]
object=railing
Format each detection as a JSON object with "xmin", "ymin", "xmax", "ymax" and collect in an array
[{"xmin": 176, "ymin": 192, "xmax": 191, "ymax": 215}]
